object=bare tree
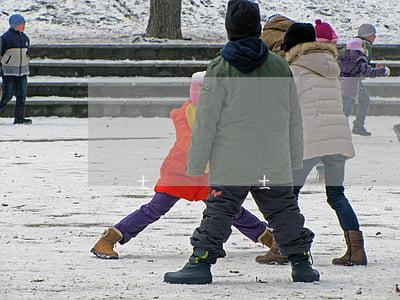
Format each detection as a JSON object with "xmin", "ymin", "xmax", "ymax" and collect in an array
[{"xmin": 146, "ymin": 0, "xmax": 183, "ymax": 39}]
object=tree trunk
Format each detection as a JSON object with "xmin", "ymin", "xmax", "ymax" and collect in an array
[{"xmin": 146, "ymin": 0, "xmax": 183, "ymax": 39}]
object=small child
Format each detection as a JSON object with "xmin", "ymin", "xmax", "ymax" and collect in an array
[
  {"xmin": 0, "ymin": 14, "xmax": 31, "ymax": 124},
  {"xmin": 314, "ymin": 19, "xmax": 338, "ymax": 44},
  {"xmin": 91, "ymin": 72, "xmax": 273, "ymax": 259},
  {"xmin": 339, "ymin": 38, "xmax": 390, "ymax": 118}
]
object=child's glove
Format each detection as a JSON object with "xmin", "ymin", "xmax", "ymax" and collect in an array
[{"xmin": 384, "ymin": 67, "xmax": 391, "ymax": 77}]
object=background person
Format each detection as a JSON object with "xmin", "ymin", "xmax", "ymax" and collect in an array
[{"xmin": 0, "ymin": 14, "xmax": 31, "ymax": 124}]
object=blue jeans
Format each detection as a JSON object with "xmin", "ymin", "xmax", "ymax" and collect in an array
[
  {"xmin": 342, "ymin": 95, "xmax": 355, "ymax": 117},
  {"xmin": 293, "ymin": 155, "xmax": 360, "ymax": 231},
  {"xmin": 0, "ymin": 75, "xmax": 28, "ymax": 120},
  {"xmin": 354, "ymin": 82, "xmax": 371, "ymax": 128}
]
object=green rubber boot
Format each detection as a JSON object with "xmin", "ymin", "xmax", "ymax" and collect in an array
[
  {"xmin": 164, "ymin": 249, "xmax": 215, "ymax": 285},
  {"xmin": 288, "ymin": 252, "xmax": 320, "ymax": 283}
]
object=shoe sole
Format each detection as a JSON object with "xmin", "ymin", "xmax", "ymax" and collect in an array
[
  {"xmin": 352, "ymin": 131, "xmax": 371, "ymax": 136},
  {"xmin": 256, "ymin": 260, "xmax": 289, "ymax": 265},
  {"xmin": 164, "ymin": 274, "xmax": 212, "ymax": 285},
  {"xmin": 256, "ymin": 258, "xmax": 289, "ymax": 265},
  {"xmin": 164, "ymin": 278, "xmax": 212, "ymax": 285},
  {"xmin": 90, "ymin": 248, "xmax": 119, "ymax": 259},
  {"xmin": 292, "ymin": 274, "xmax": 320, "ymax": 283}
]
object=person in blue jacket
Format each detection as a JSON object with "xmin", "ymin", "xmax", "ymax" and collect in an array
[{"xmin": 0, "ymin": 14, "xmax": 32, "ymax": 124}]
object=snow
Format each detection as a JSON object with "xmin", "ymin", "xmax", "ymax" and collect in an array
[
  {"xmin": 1, "ymin": 116, "xmax": 400, "ymax": 299},
  {"xmin": 0, "ymin": 0, "xmax": 399, "ymax": 44}
]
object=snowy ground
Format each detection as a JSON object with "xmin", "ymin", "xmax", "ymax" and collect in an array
[
  {"xmin": 0, "ymin": 0, "xmax": 400, "ymax": 44},
  {"xmin": 0, "ymin": 116, "xmax": 400, "ymax": 299}
]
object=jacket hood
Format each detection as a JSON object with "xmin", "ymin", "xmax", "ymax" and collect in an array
[
  {"xmin": 286, "ymin": 42, "xmax": 340, "ymax": 78},
  {"xmin": 220, "ymin": 37, "xmax": 269, "ymax": 73},
  {"xmin": 263, "ymin": 16, "xmax": 294, "ymax": 32},
  {"xmin": 338, "ymin": 50, "xmax": 368, "ymax": 76}
]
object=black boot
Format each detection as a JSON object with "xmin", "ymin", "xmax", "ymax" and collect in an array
[
  {"xmin": 14, "ymin": 118, "xmax": 32, "ymax": 125},
  {"xmin": 164, "ymin": 249, "xmax": 216, "ymax": 284},
  {"xmin": 0, "ymin": 100, "xmax": 8, "ymax": 113},
  {"xmin": 288, "ymin": 252, "xmax": 320, "ymax": 283},
  {"xmin": 352, "ymin": 125, "xmax": 372, "ymax": 136},
  {"xmin": 14, "ymin": 105, "xmax": 32, "ymax": 125}
]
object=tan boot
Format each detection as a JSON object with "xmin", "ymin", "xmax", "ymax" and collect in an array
[
  {"xmin": 91, "ymin": 227, "xmax": 123, "ymax": 259},
  {"xmin": 332, "ymin": 230, "xmax": 367, "ymax": 266},
  {"xmin": 258, "ymin": 229, "xmax": 273, "ymax": 248},
  {"xmin": 255, "ymin": 235, "xmax": 289, "ymax": 265}
]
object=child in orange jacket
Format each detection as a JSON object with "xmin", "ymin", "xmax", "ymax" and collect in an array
[{"xmin": 91, "ymin": 72, "xmax": 272, "ymax": 259}]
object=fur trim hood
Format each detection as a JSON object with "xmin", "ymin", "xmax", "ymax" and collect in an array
[{"xmin": 286, "ymin": 42, "xmax": 340, "ymax": 78}]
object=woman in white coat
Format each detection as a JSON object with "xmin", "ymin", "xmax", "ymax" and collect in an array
[{"xmin": 262, "ymin": 23, "xmax": 367, "ymax": 267}]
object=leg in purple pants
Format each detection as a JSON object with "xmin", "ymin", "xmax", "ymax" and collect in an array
[
  {"xmin": 233, "ymin": 206, "xmax": 268, "ymax": 242},
  {"xmin": 115, "ymin": 193, "xmax": 180, "ymax": 244},
  {"xmin": 115, "ymin": 192, "xmax": 267, "ymax": 245}
]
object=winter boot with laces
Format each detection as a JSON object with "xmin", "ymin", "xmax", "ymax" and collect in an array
[
  {"xmin": 255, "ymin": 234, "xmax": 289, "ymax": 265},
  {"xmin": 288, "ymin": 252, "xmax": 320, "ymax": 283},
  {"xmin": 91, "ymin": 227, "xmax": 123, "ymax": 259},
  {"xmin": 332, "ymin": 230, "xmax": 367, "ymax": 266},
  {"xmin": 164, "ymin": 249, "xmax": 217, "ymax": 284},
  {"xmin": 258, "ymin": 228, "xmax": 274, "ymax": 248}
]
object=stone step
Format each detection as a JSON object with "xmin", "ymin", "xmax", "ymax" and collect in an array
[
  {"xmin": 29, "ymin": 59, "xmax": 209, "ymax": 77},
  {"xmin": 1, "ymin": 77, "xmax": 399, "ymax": 98},
  {"xmin": 1, "ymin": 97, "xmax": 400, "ymax": 118},
  {"xmin": 29, "ymin": 43, "xmax": 400, "ymax": 61},
  {"xmin": 27, "ymin": 59, "xmax": 400, "ymax": 77}
]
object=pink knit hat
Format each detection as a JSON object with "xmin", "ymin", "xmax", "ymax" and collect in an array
[
  {"xmin": 190, "ymin": 71, "xmax": 206, "ymax": 105},
  {"xmin": 346, "ymin": 38, "xmax": 365, "ymax": 52},
  {"xmin": 314, "ymin": 19, "xmax": 338, "ymax": 42}
]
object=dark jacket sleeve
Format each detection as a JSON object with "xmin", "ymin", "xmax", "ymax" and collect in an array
[
  {"xmin": 26, "ymin": 35, "xmax": 31, "ymax": 57},
  {"xmin": 288, "ymin": 70, "xmax": 304, "ymax": 170},
  {"xmin": 0, "ymin": 36, "xmax": 5, "ymax": 57},
  {"xmin": 187, "ymin": 63, "xmax": 225, "ymax": 176},
  {"xmin": 359, "ymin": 57, "xmax": 386, "ymax": 78}
]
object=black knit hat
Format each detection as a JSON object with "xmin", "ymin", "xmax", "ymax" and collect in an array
[
  {"xmin": 281, "ymin": 23, "xmax": 316, "ymax": 52},
  {"xmin": 225, "ymin": 0, "xmax": 262, "ymax": 41}
]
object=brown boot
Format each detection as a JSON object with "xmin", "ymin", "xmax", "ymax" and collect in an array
[
  {"xmin": 91, "ymin": 227, "xmax": 123, "ymax": 259},
  {"xmin": 332, "ymin": 230, "xmax": 367, "ymax": 266},
  {"xmin": 255, "ymin": 235, "xmax": 289, "ymax": 265},
  {"xmin": 258, "ymin": 229, "xmax": 273, "ymax": 248}
]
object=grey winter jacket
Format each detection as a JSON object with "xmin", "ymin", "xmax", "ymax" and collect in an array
[
  {"xmin": 187, "ymin": 40, "xmax": 303, "ymax": 186},
  {"xmin": 338, "ymin": 50, "xmax": 386, "ymax": 100}
]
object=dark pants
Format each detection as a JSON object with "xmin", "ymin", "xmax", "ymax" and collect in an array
[
  {"xmin": 293, "ymin": 155, "xmax": 360, "ymax": 231},
  {"xmin": 115, "ymin": 192, "xmax": 267, "ymax": 245},
  {"xmin": 0, "ymin": 75, "xmax": 28, "ymax": 121},
  {"xmin": 354, "ymin": 82, "xmax": 371, "ymax": 128},
  {"xmin": 190, "ymin": 186, "xmax": 314, "ymax": 260}
]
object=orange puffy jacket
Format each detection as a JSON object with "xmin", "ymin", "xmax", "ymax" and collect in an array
[{"xmin": 154, "ymin": 100, "xmax": 209, "ymax": 201}]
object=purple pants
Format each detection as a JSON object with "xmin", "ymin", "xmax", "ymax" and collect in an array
[{"xmin": 115, "ymin": 192, "xmax": 267, "ymax": 245}]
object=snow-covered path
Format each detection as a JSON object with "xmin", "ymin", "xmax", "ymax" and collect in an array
[{"xmin": 0, "ymin": 117, "xmax": 399, "ymax": 299}]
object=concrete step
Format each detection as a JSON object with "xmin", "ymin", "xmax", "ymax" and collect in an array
[
  {"xmin": 29, "ymin": 43, "xmax": 400, "ymax": 61},
  {"xmin": 394, "ymin": 124, "xmax": 400, "ymax": 142},
  {"xmin": 27, "ymin": 59, "xmax": 400, "ymax": 77},
  {"xmin": 0, "ymin": 97, "xmax": 186, "ymax": 118},
  {"xmin": 1, "ymin": 76, "xmax": 399, "ymax": 99},
  {"xmin": 29, "ymin": 59, "xmax": 209, "ymax": 77},
  {"xmin": 1, "ymin": 97, "xmax": 400, "ymax": 118}
]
